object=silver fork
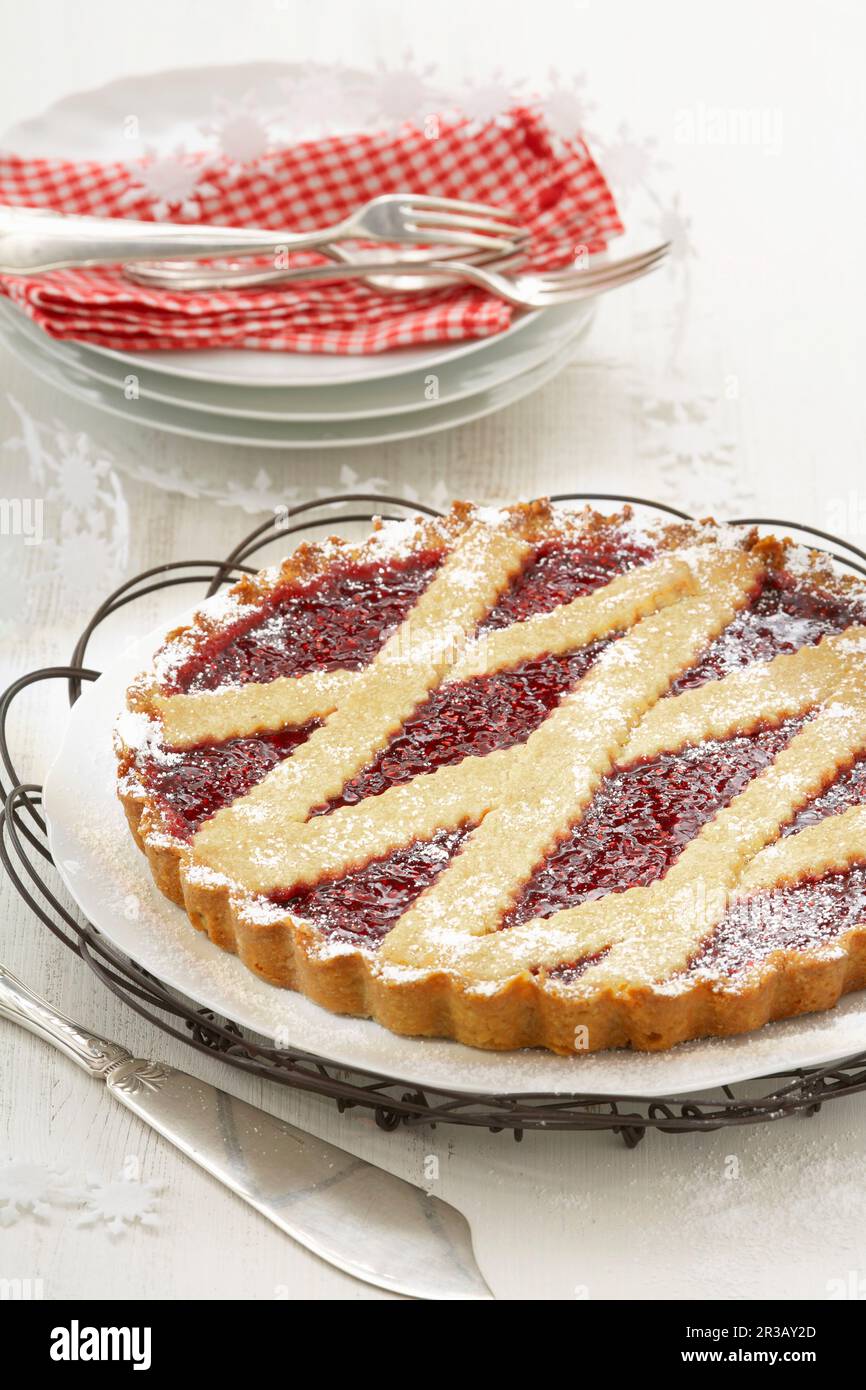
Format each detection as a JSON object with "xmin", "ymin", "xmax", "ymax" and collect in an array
[
  {"xmin": 127, "ymin": 240, "xmax": 524, "ymax": 294},
  {"xmin": 0, "ymin": 194, "xmax": 527, "ymax": 274},
  {"xmin": 127, "ymin": 242, "xmax": 671, "ymax": 307}
]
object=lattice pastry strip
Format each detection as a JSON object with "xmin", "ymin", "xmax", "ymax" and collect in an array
[
  {"xmin": 621, "ymin": 627, "xmax": 866, "ymax": 765},
  {"xmin": 737, "ymin": 804, "xmax": 866, "ymax": 895},
  {"xmin": 154, "ymin": 669, "xmax": 353, "ymax": 749}
]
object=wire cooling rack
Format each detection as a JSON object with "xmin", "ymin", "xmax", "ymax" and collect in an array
[{"xmin": 4, "ymin": 490, "xmax": 866, "ymax": 1147}]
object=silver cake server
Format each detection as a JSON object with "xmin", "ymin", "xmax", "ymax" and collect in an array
[{"xmin": 0, "ymin": 964, "xmax": 492, "ymax": 1301}]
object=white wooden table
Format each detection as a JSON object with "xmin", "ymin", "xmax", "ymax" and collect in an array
[{"xmin": 2, "ymin": 0, "xmax": 866, "ymax": 1301}]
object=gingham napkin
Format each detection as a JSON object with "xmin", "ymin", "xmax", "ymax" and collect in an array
[{"xmin": 0, "ymin": 107, "xmax": 623, "ymax": 354}]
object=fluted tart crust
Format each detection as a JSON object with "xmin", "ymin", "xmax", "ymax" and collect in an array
[{"xmin": 116, "ymin": 500, "xmax": 866, "ymax": 1054}]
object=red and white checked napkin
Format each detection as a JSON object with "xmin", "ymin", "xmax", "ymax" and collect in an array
[{"xmin": 0, "ymin": 107, "xmax": 623, "ymax": 355}]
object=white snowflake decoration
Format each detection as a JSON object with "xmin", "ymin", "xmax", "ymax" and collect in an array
[
  {"xmin": 216, "ymin": 467, "xmax": 291, "ymax": 515},
  {"xmin": 200, "ymin": 94, "xmax": 278, "ymax": 181},
  {"xmin": 653, "ymin": 194, "xmax": 696, "ymax": 263},
  {"xmin": 5, "ymin": 397, "xmax": 129, "ymax": 601},
  {"xmin": 76, "ymin": 1172, "xmax": 162, "ymax": 1238},
  {"xmin": 118, "ymin": 144, "xmax": 219, "ymax": 220},
  {"xmin": 641, "ymin": 389, "xmax": 735, "ymax": 464},
  {"xmin": 280, "ymin": 69, "xmax": 367, "ymax": 138},
  {"xmin": 539, "ymin": 69, "xmax": 594, "ymax": 143},
  {"xmin": 595, "ymin": 123, "xmax": 662, "ymax": 202},
  {"xmin": 324, "ymin": 464, "xmax": 391, "ymax": 497},
  {"xmin": 635, "ymin": 382, "xmax": 752, "ymax": 518},
  {"xmin": 453, "ymin": 72, "xmax": 521, "ymax": 134},
  {"xmin": 368, "ymin": 53, "xmax": 441, "ymax": 125},
  {"xmin": 389, "ymin": 475, "xmax": 453, "ymax": 515},
  {"xmin": 0, "ymin": 1161, "xmax": 78, "ymax": 1226}
]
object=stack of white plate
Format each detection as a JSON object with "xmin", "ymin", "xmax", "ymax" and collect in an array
[
  {"xmin": 0, "ymin": 294, "xmax": 594, "ymax": 449},
  {"xmin": 0, "ymin": 61, "xmax": 595, "ymax": 448}
]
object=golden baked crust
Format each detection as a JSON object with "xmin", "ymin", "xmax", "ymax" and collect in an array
[{"xmin": 116, "ymin": 499, "xmax": 866, "ymax": 1054}]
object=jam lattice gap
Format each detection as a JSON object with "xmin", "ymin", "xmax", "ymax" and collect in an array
[
  {"xmin": 141, "ymin": 723, "xmax": 318, "ymax": 839},
  {"xmin": 167, "ymin": 550, "xmax": 443, "ymax": 694},
  {"xmin": 688, "ymin": 867, "xmax": 866, "ymax": 979},
  {"xmin": 670, "ymin": 570, "xmax": 866, "ymax": 693},
  {"xmin": 272, "ymin": 827, "xmax": 472, "ymax": 946},
  {"xmin": 320, "ymin": 639, "xmax": 613, "ymax": 812}
]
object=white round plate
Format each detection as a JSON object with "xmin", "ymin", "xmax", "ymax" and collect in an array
[
  {"xmin": 0, "ymin": 297, "xmax": 592, "ymax": 421},
  {"xmin": 43, "ymin": 611, "xmax": 866, "ymax": 1100},
  {"xmin": 77, "ymin": 309, "xmax": 547, "ymax": 390},
  {"xmin": 0, "ymin": 305, "xmax": 592, "ymax": 448},
  {"xmin": 1, "ymin": 61, "xmax": 569, "ymax": 390}
]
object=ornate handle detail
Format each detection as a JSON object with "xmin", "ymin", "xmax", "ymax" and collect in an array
[
  {"xmin": 108, "ymin": 1060, "xmax": 171, "ymax": 1095},
  {"xmin": 0, "ymin": 964, "xmax": 132, "ymax": 1076}
]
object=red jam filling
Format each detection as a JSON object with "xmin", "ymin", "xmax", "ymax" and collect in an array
[
  {"xmin": 320, "ymin": 639, "xmax": 613, "ymax": 813},
  {"xmin": 539, "ymin": 950, "xmax": 611, "ymax": 984},
  {"xmin": 670, "ymin": 571, "xmax": 865, "ymax": 694},
  {"xmin": 504, "ymin": 720, "xmax": 804, "ymax": 928},
  {"xmin": 271, "ymin": 827, "xmax": 470, "ymax": 945},
  {"xmin": 167, "ymin": 551, "xmax": 443, "ymax": 694},
  {"xmin": 141, "ymin": 724, "xmax": 317, "ymax": 838},
  {"xmin": 477, "ymin": 534, "xmax": 655, "ymax": 633},
  {"xmin": 687, "ymin": 867, "xmax": 866, "ymax": 977}
]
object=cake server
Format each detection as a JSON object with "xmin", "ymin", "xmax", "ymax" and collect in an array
[{"xmin": 0, "ymin": 964, "xmax": 492, "ymax": 1301}]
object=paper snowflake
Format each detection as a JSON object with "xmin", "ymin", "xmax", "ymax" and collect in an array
[
  {"xmin": 539, "ymin": 69, "xmax": 594, "ymax": 142},
  {"xmin": 281, "ymin": 68, "xmax": 367, "ymax": 137},
  {"xmin": 201, "ymin": 95, "xmax": 278, "ymax": 180},
  {"xmin": 5, "ymin": 398, "xmax": 130, "ymax": 600},
  {"xmin": 595, "ymin": 123, "xmax": 662, "ymax": 201},
  {"xmin": 217, "ymin": 467, "xmax": 290, "ymax": 515},
  {"xmin": 653, "ymin": 195, "xmax": 696, "ymax": 263},
  {"xmin": 324, "ymin": 464, "xmax": 391, "ymax": 497},
  {"xmin": 76, "ymin": 1172, "xmax": 163, "ymax": 1238},
  {"xmin": 368, "ymin": 53, "xmax": 441, "ymax": 125},
  {"xmin": 118, "ymin": 144, "xmax": 219, "ymax": 220},
  {"xmin": 453, "ymin": 72, "xmax": 521, "ymax": 134},
  {"xmin": 0, "ymin": 1161, "xmax": 78, "ymax": 1226},
  {"xmin": 634, "ymin": 383, "xmax": 752, "ymax": 517}
]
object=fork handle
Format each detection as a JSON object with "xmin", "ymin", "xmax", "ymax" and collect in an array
[
  {"xmin": 0, "ymin": 204, "xmax": 348, "ymax": 273},
  {"xmin": 0, "ymin": 964, "xmax": 132, "ymax": 1076},
  {"xmin": 125, "ymin": 257, "xmax": 468, "ymax": 292}
]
